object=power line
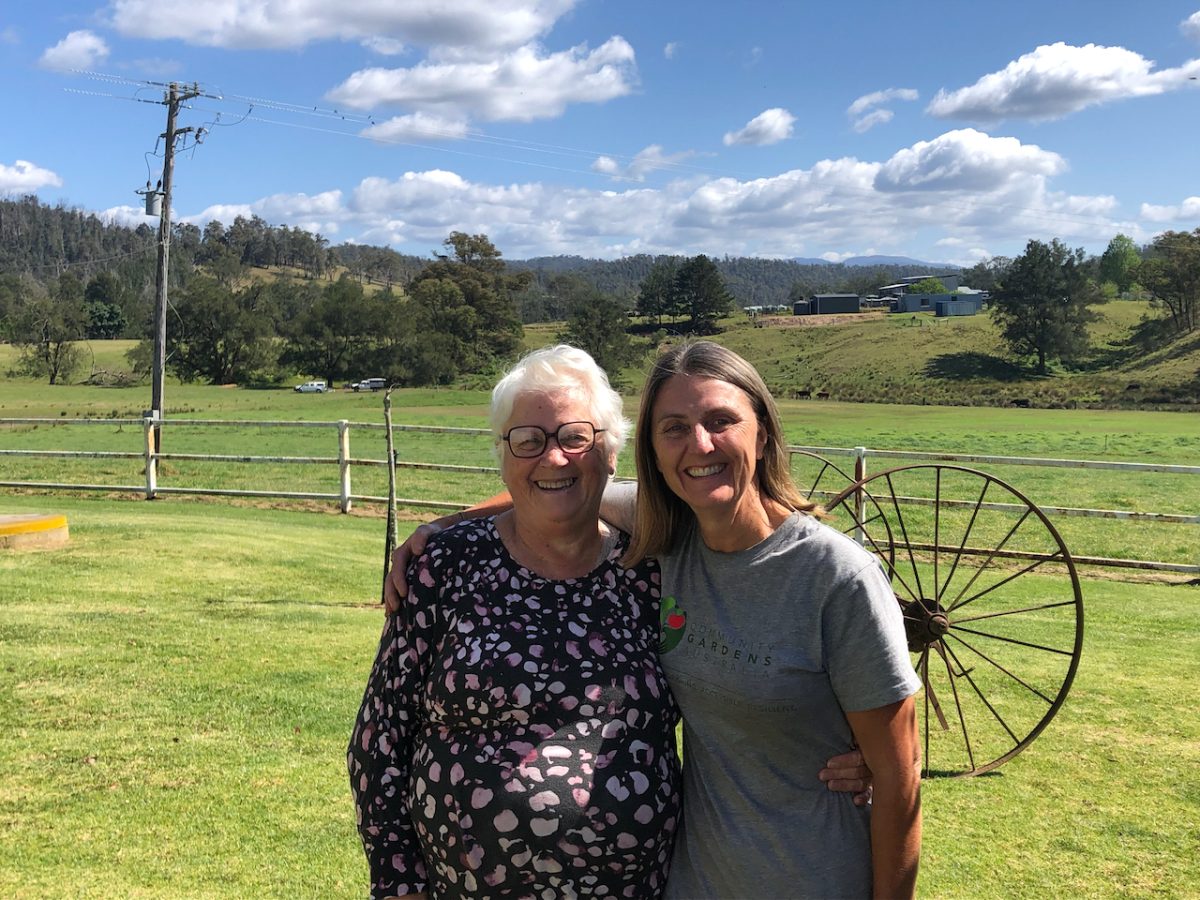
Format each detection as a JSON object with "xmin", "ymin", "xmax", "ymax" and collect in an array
[
  {"xmin": 63, "ymin": 71, "xmax": 1145, "ymax": 236},
  {"xmin": 25, "ymin": 243, "xmax": 159, "ymax": 273}
]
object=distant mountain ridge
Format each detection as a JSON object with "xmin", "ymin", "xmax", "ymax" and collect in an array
[{"xmin": 793, "ymin": 254, "xmax": 962, "ymax": 269}]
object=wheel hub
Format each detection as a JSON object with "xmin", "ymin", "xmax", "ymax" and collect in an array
[{"xmin": 902, "ymin": 598, "xmax": 950, "ymax": 652}]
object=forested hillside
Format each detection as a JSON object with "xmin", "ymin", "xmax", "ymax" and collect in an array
[
  {"xmin": 0, "ymin": 195, "xmax": 963, "ymax": 316},
  {"xmin": 2, "ymin": 196, "xmax": 1196, "ymax": 409}
]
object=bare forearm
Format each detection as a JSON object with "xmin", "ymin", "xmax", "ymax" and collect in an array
[
  {"xmin": 867, "ymin": 772, "xmax": 921, "ymax": 899},
  {"xmin": 846, "ymin": 698, "xmax": 921, "ymax": 899}
]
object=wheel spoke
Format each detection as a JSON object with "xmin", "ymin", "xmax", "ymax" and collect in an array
[
  {"xmin": 934, "ymin": 641, "xmax": 976, "ymax": 770},
  {"xmin": 854, "ymin": 507, "xmax": 918, "ymax": 603},
  {"xmin": 947, "ymin": 506, "xmax": 1034, "ymax": 611},
  {"xmin": 885, "ymin": 473, "xmax": 925, "ymax": 602},
  {"xmin": 938, "ymin": 478, "xmax": 991, "ymax": 603},
  {"xmin": 949, "ymin": 550, "xmax": 1065, "ymax": 615},
  {"xmin": 950, "ymin": 625, "xmax": 1076, "ymax": 657},
  {"xmin": 952, "ymin": 599, "xmax": 1078, "ymax": 625},
  {"xmin": 806, "ymin": 461, "xmax": 835, "ymax": 501},
  {"xmin": 945, "ymin": 632, "xmax": 1056, "ymax": 704},
  {"xmin": 942, "ymin": 640, "xmax": 1021, "ymax": 746},
  {"xmin": 933, "ymin": 468, "xmax": 942, "ymax": 605}
]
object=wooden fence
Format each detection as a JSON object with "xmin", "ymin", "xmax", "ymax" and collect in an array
[{"xmin": 1, "ymin": 415, "xmax": 1197, "ymax": 574}]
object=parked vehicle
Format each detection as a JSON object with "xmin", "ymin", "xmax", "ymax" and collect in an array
[
  {"xmin": 294, "ymin": 381, "xmax": 328, "ymax": 393},
  {"xmin": 351, "ymin": 377, "xmax": 387, "ymax": 392}
]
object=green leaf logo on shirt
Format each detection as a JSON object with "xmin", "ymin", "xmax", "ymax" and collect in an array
[{"xmin": 659, "ymin": 595, "xmax": 687, "ymax": 654}]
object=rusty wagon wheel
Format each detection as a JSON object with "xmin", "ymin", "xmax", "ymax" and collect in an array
[
  {"xmin": 826, "ymin": 464, "xmax": 1084, "ymax": 777},
  {"xmin": 789, "ymin": 451, "xmax": 895, "ymax": 573}
]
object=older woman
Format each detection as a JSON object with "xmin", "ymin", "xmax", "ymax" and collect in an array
[
  {"xmin": 349, "ymin": 345, "xmax": 681, "ymax": 899},
  {"xmin": 388, "ymin": 342, "xmax": 920, "ymax": 899}
]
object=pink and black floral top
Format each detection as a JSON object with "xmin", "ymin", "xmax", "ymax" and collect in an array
[{"xmin": 348, "ymin": 518, "xmax": 681, "ymax": 899}]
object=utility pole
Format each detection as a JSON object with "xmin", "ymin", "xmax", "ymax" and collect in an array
[{"xmin": 149, "ymin": 81, "xmax": 200, "ymax": 452}]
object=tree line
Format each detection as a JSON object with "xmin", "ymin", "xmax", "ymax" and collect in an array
[
  {"xmin": 1, "ymin": 194, "xmax": 1197, "ymax": 386},
  {"xmin": 967, "ymin": 231, "xmax": 1198, "ymax": 376}
]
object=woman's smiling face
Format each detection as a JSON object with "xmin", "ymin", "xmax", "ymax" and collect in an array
[
  {"xmin": 501, "ymin": 389, "xmax": 614, "ymax": 529},
  {"xmin": 649, "ymin": 374, "xmax": 767, "ymax": 522}
]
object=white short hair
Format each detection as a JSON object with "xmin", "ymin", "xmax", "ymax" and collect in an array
[{"xmin": 490, "ymin": 344, "xmax": 629, "ymax": 458}]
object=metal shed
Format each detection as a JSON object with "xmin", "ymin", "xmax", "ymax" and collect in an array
[
  {"xmin": 935, "ymin": 297, "xmax": 983, "ymax": 317},
  {"xmin": 891, "ymin": 293, "xmax": 946, "ymax": 313},
  {"xmin": 807, "ymin": 293, "xmax": 861, "ymax": 315}
]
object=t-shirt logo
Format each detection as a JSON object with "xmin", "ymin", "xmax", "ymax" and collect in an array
[{"xmin": 659, "ymin": 595, "xmax": 687, "ymax": 654}]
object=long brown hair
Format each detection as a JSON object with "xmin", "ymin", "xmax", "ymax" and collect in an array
[{"xmin": 622, "ymin": 341, "xmax": 819, "ymax": 565}]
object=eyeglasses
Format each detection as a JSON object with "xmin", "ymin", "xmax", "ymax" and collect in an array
[{"xmin": 502, "ymin": 421, "xmax": 605, "ymax": 458}]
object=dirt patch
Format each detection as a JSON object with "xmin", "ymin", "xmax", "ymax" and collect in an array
[{"xmin": 760, "ymin": 311, "xmax": 888, "ymax": 328}]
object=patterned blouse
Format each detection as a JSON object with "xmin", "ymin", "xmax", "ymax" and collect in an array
[{"xmin": 348, "ymin": 518, "xmax": 682, "ymax": 899}]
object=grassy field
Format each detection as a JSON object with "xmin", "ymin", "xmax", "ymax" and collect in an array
[
  {"xmin": 4, "ymin": 298, "xmax": 1198, "ymax": 411},
  {"xmin": 2, "ymin": 373, "xmax": 1196, "ymax": 570},
  {"xmin": 1, "ymin": 494, "xmax": 1197, "ymax": 898}
]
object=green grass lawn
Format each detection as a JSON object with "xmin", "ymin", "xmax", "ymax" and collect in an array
[{"xmin": 1, "ymin": 495, "xmax": 1197, "ymax": 898}]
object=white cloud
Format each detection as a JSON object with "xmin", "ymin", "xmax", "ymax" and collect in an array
[
  {"xmin": 0, "ymin": 160, "xmax": 63, "ymax": 193},
  {"xmin": 185, "ymin": 203, "xmax": 255, "ymax": 226},
  {"xmin": 820, "ymin": 250, "xmax": 859, "ymax": 263},
  {"xmin": 875, "ymin": 128, "xmax": 1066, "ymax": 193},
  {"xmin": 362, "ymin": 36, "xmax": 407, "ymax": 56},
  {"xmin": 928, "ymin": 42, "xmax": 1200, "ymax": 122},
  {"xmin": 257, "ymin": 190, "xmax": 345, "ymax": 219},
  {"xmin": 591, "ymin": 156, "xmax": 620, "ymax": 176},
  {"xmin": 847, "ymin": 87, "xmax": 919, "ymax": 117},
  {"xmin": 326, "ymin": 37, "xmax": 637, "ymax": 122},
  {"xmin": 846, "ymin": 87, "xmax": 917, "ymax": 132},
  {"xmin": 99, "ymin": 204, "xmax": 158, "ymax": 227},
  {"xmin": 184, "ymin": 191, "xmax": 345, "ymax": 232},
  {"xmin": 723, "ymin": 108, "xmax": 796, "ymax": 146},
  {"xmin": 108, "ymin": 0, "xmax": 577, "ymax": 53},
  {"xmin": 362, "ymin": 113, "xmax": 470, "ymax": 143},
  {"xmin": 1140, "ymin": 196, "xmax": 1200, "ymax": 222},
  {"xmin": 852, "ymin": 109, "xmax": 893, "ymax": 133},
  {"xmin": 167, "ymin": 128, "xmax": 1129, "ymax": 261},
  {"xmin": 664, "ymin": 41, "xmax": 679, "ymax": 60},
  {"xmin": 1183, "ymin": 12, "xmax": 1200, "ymax": 42},
  {"xmin": 590, "ymin": 145, "xmax": 694, "ymax": 182},
  {"xmin": 38, "ymin": 30, "xmax": 110, "ymax": 72}
]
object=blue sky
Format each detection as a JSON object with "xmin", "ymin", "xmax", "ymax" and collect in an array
[{"xmin": 2, "ymin": 1, "xmax": 1199, "ymax": 264}]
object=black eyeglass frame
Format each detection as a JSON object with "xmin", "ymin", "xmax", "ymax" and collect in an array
[{"xmin": 501, "ymin": 421, "xmax": 606, "ymax": 458}]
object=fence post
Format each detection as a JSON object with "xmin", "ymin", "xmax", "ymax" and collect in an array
[
  {"xmin": 143, "ymin": 415, "xmax": 158, "ymax": 499},
  {"xmin": 338, "ymin": 420, "xmax": 352, "ymax": 513},
  {"xmin": 853, "ymin": 446, "xmax": 868, "ymax": 544}
]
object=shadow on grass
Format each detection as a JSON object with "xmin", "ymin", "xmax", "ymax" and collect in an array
[
  {"xmin": 923, "ymin": 352, "xmax": 1025, "ymax": 382},
  {"xmin": 921, "ymin": 769, "xmax": 1004, "ymax": 780},
  {"xmin": 1082, "ymin": 317, "xmax": 1200, "ymax": 371}
]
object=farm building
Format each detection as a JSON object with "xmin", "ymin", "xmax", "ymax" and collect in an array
[
  {"xmin": 794, "ymin": 293, "xmax": 862, "ymax": 315},
  {"xmin": 891, "ymin": 292, "xmax": 946, "ymax": 313},
  {"xmin": 935, "ymin": 296, "xmax": 983, "ymax": 316}
]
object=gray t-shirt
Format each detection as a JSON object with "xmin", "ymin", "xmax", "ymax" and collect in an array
[{"xmin": 658, "ymin": 512, "xmax": 920, "ymax": 900}]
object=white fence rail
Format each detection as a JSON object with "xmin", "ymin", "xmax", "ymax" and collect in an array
[{"xmin": 2, "ymin": 416, "xmax": 1197, "ymax": 574}]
